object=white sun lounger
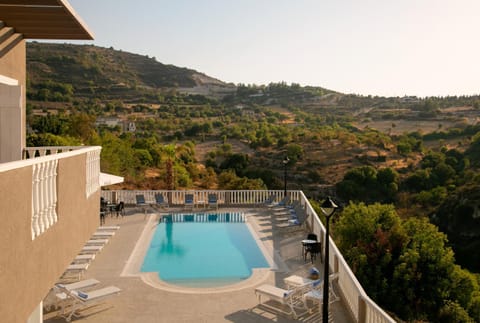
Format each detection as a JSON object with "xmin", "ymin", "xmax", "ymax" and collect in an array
[
  {"xmin": 92, "ymin": 231, "xmax": 115, "ymax": 238},
  {"xmin": 254, "ymin": 284, "xmax": 306, "ymax": 318},
  {"xmin": 45, "ymin": 278, "xmax": 100, "ymax": 311},
  {"xmin": 79, "ymin": 245, "xmax": 103, "ymax": 254},
  {"xmin": 61, "ymin": 263, "xmax": 90, "ymax": 281},
  {"xmin": 72, "ymin": 254, "xmax": 96, "ymax": 264},
  {"xmin": 56, "ymin": 285, "xmax": 121, "ymax": 321},
  {"xmin": 66, "ymin": 263, "xmax": 89, "ymax": 271},
  {"xmin": 97, "ymin": 225, "xmax": 120, "ymax": 231},
  {"xmin": 57, "ymin": 278, "xmax": 100, "ymax": 292},
  {"xmin": 85, "ymin": 239, "xmax": 109, "ymax": 246}
]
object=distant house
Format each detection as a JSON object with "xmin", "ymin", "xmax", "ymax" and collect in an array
[
  {"xmin": 96, "ymin": 116, "xmax": 122, "ymax": 127},
  {"xmin": 125, "ymin": 121, "xmax": 136, "ymax": 132}
]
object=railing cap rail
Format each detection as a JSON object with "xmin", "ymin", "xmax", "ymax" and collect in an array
[{"xmin": 0, "ymin": 146, "xmax": 101, "ymax": 173}]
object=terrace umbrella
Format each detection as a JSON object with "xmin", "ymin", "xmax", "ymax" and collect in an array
[{"xmin": 99, "ymin": 172, "xmax": 124, "ymax": 186}]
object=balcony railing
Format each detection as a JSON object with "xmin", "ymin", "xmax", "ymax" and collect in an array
[
  {"xmin": 102, "ymin": 189, "xmax": 395, "ymax": 323},
  {"xmin": 0, "ymin": 146, "xmax": 102, "ymax": 240}
]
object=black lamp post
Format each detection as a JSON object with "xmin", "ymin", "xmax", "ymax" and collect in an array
[
  {"xmin": 282, "ymin": 156, "xmax": 289, "ymax": 197},
  {"xmin": 321, "ymin": 196, "xmax": 339, "ymax": 323}
]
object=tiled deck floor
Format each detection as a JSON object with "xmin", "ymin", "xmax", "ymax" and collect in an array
[{"xmin": 44, "ymin": 206, "xmax": 354, "ymax": 323}]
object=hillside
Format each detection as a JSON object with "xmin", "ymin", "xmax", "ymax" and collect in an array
[{"xmin": 26, "ymin": 42, "xmax": 235, "ymax": 101}]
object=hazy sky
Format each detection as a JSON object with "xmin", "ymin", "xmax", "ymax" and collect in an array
[{"xmin": 68, "ymin": 0, "xmax": 480, "ymax": 97}]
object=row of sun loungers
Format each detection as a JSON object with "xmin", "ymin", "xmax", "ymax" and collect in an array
[
  {"xmin": 44, "ymin": 226, "xmax": 122, "ymax": 320},
  {"xmin": 61, "ymin": 228, "xmax": 116, "ymax": 281},
  {"xmin": 136, "ymin": 193, "xmax": 219, "ymax": 212},
  {"xmin": 267, "ymin": 197, "xmax": 308, "ymax": 230}
]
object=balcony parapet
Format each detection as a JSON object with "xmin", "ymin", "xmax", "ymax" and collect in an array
[{"xmin": 1, "ymin": 146, "xmax": 101, "ymax": 239}]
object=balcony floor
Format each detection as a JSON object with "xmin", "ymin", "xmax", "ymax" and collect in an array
[{"xmin": 44, "ymin": 206, "xmax": 354, "ymax": 323}]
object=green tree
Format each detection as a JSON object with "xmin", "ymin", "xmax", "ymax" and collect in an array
[
  {"xmin": 335, "ymin": 202, "xmax": 407, "ymax": 304},
  {"xmin": 391, "ymin": 217, "xmax": 457, "ymax": 321}
]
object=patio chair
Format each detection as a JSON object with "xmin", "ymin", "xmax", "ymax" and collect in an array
[
  {"xmin": 277, "ymin": 205, "xmax": 308, "ymax": 231},
  {"xmin": 99, "ymin": 197, "xmax": 108, "ymax": 224},
  {"xmin": 184, "ymin": 194, "xmax": 194, "ymax": 210},
  {"xmin": 262, "ymin": 194, "xmax": 276, "ymax": 207},
  {"xmin": 55, "ymin": 285, "xmax": 121, "ymax": 321},
  {"xmin": 305, "ymin": 242, "xmax": 322, "ymax": 263},
  {"xmin": 208, "ymin": 193, "xmax": 218, "ymax": 209},
  {"xmin": 302, "ymin": 273, "xmax": 340, "ymax": 313},
  {"xmin": 254, "ymin": 284, "xmax": 307, "ymax": 318},
  {"xmin": 154, "ymin": 193, "xmax": 169, "ymax": 209},
  {"xmin": 115, "ymin": 201, "xmax": 125, "ymax": 218},
  {"xmin": 275, "ymin": 195, "xmax": 290, "ymax": 207},
  {"xmin": 136, "ymin": 194, "xmax": 150, "ymax": 218}
]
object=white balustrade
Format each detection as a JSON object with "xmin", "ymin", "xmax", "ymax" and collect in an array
[
  {"xmin": 31, "ymin": 159, "xmax": 58, "ymax": 240},
  {"xmin": 23, "ymin": 146, "xmax": 81, "ymax": 159},
  {"xmin": 10, "ymin": 146, "xmax": 102, "ymax": 240},
  {"xmin": 86, "ymin": 149, "xmax": 101, "ymax": 198}
]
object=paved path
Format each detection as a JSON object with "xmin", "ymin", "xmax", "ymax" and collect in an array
[{"xmin": 44, "ymin": 207, "xmax": 353, "ymax": 323}]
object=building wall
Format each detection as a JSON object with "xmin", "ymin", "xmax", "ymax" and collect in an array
[
  {"xmin": 0, "ymin": 39, "xmax": 26, "ymax": 162},
  {"xmin": 0, "ymin": 39, "xmax": 26, "ymax": 83},
  {"xmin": 0, "ymin": 153, "xmax": 100, "ymax": 323}
]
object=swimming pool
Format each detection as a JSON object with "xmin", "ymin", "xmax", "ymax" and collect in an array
[{"xmin": 140, "ymin": 212, "xmax": 270, "ymax": 287}]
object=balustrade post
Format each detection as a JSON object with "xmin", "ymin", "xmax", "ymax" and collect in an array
[
  {"xmin": 334, "ymin": 254, "xmax": 339, "ymax": 273},
  {"xmin": 38, "ymin": 162, "xmax": 46, "ymax": 233},
  {"xmin": 32, "ymin": 164, "xmax": 40, "ymax": 239},
  {"xmin": 358, "ymin": 295, "xmax": 367, "ymax": 323},
  {"xmin": 225, "ymin": 191, "xmax": 231, "ymax": 206}
]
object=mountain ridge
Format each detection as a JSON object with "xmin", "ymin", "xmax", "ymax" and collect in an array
[{"xmin": 26, "ymin": 42, "xmax": 235, "ymax": 100}]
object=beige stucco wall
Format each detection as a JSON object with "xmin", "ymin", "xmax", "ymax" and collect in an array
[
  {"xmin": 0, "ymin": 153, "xmax": 100, "ymax": 323},
  {"xmin": 0, "ymin": 39, "xmax": 26, "ymax": 84},
  {"xmin": 0, "ymin": 39, "xmax": 26, "ymax": 162}
]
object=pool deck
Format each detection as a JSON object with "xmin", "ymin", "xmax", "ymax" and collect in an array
[{"xmin": 44, "ymin": 206, "xmax": 354, "ymax": 323}]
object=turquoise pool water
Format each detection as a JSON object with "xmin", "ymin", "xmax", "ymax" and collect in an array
[{"xmin": 141, "ymin": 212, "xmax": 269, "ymax": 287}]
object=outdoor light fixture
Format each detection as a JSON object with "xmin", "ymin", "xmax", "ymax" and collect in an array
[
  {"xmin": 321, "ymin": 196, "xmax": 339, "ymax": 323},
  {"xmin": 282, "ymin": 156, "xmax": 289, "ymax": 197}
]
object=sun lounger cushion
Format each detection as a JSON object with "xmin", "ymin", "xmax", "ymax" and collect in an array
[{"xmin": 77, "ymin": 291, "xmax": 88, "ymax": 299}]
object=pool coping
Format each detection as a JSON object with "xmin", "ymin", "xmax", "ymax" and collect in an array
[{"xmin": 120, "ymin": 209, "xmax": 285, "ymax": 294}]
